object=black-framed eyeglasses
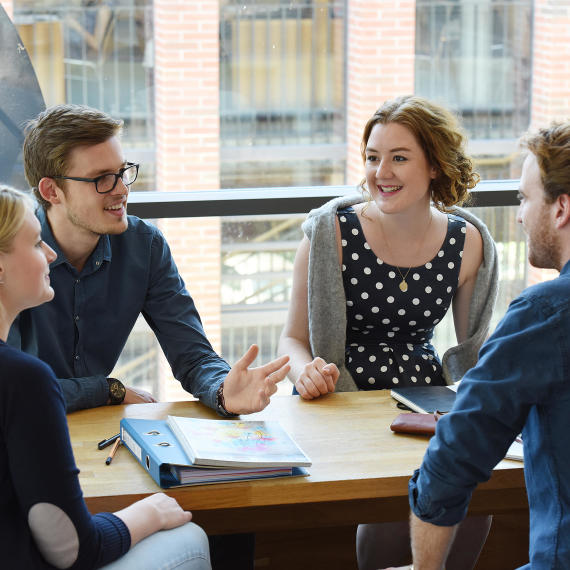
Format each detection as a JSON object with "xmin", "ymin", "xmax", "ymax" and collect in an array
[{"xmin": 49, "ymin": 162, "xmax": 139, "ymax": 194}]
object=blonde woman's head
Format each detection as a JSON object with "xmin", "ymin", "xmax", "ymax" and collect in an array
[{"xmin": 0, "ymin": 186, "xmax": 35, "ymax": 254}]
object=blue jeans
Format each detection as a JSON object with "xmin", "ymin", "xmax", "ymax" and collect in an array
[{"xmin": 101, "ymin": 522, "xmax": 211, "ymax": 570}]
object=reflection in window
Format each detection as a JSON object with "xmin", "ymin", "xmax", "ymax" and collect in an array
[
  {"xmin": 12, "ymin": 0, "xmax": 535, "ymax": 191},
  {"xmin": 0, "ymin": 4, "xmax": 44, "ymax": 187},
  {"xmin": 416, "ymin": 0, "xmax": 532, "ymax": 179},
  {"xmin": 219, "ymin": 0, "xmax": 347, "ymax": 189},
  {"xmin": 14, "ymin": 0, "xmax": 155, "ymax": 190}
]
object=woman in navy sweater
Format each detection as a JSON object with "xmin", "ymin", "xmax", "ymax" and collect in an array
[{"xmin": 0, "ymin": 186, "xmax": 211, "ymax": 569}]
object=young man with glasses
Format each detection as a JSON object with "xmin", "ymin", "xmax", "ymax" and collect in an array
[
  {"xmin": 11, "ymin": 104, "xmax": 281, "ymax": 569},
  {"xmin": 9, "ymin": 104, "xmax": 290, "ymax": 422}
]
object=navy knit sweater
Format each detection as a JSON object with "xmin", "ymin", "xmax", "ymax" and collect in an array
[{"xmin": 0, "ymin": 340, "xmax": 130, "ymax": 568}]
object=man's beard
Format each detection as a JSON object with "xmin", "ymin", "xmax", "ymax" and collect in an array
[
  {"xmin": 528, "ymin": 208, "xmax": 561, "ymax": 271},
  {"xmin": 66, "ymin": 204, "xmax": 127, "ymax": 237}
]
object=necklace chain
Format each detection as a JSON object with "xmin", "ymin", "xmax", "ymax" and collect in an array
[
  {"xmin": 394, "ymin": 266, "xmax": 412, "ymax": 291},
  {"xmin": 377, "ymin": 209, "xmax": 433, "ymax": 293}
]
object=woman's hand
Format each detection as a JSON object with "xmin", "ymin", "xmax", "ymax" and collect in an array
[
  {"xmin": 114, "ymin": 493, "xmax": 192, "ymax": 547},
  {"xmin": 295, "ymin": 357, "xmax": 339, "ymax": 399},
  {"xmin": 145, "ymin": 493, "xmax": 192, "ymax": 530}
]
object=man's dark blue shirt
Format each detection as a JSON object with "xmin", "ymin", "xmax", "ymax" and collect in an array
[
  {"xmin": 8, "ymin": 209, "xmax": 231, "ymax": 412},
  {"xmin": 409, "ymin": 261, "xmax": 570, "ymax": 569}
]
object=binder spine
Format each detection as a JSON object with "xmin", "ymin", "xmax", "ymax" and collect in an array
[{"xmin": 120, "ymin": 420, "xmax": 164, "ymax": 487}]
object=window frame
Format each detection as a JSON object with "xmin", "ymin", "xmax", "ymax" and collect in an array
[{"xmin": 127, "ymin": 180, "xmax": 519, "ymax": 219}]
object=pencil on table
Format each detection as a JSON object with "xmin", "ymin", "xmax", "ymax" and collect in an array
[{"xmin": 105, "ymin": 438, "xmax": 121, "ymax": 465}]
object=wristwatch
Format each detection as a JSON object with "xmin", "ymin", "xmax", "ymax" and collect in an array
[{"xmin": 106, "ymin": 377, "xmax": 126, "ymax": 405}]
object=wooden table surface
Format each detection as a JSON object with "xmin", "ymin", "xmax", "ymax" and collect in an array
[{"xmin": 69, "ymin": 391, "xmax": 528, "ymax": 534}]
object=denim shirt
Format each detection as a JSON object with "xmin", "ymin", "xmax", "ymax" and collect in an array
[
  {"xmin": 409, "ymin": 261, "xmax": 570, "ymax": 570},
  {"xmin": 8, "ymin": 210, "xmax": 231, "ymax": 413}
]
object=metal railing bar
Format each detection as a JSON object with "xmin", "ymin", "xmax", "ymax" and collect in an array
[{"xmin": 127, "ymin": 180, "xmax": 520, "ymax": 219}]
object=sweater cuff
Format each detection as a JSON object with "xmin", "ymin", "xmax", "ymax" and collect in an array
[{"xmin": 93, "ymin": 512, "xmax": 131, "ymax": 565}]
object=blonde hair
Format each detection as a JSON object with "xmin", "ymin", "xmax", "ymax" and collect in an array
[
  {"xmin": 360, "ymin": 95, "xmax": 479, "ymax": 211},
  {"xmin": 0, "ymin": 187, "xmax": 34, "ymax": 254},
  {"xmin": 522, "ymin": 121, "xmax": 570, "ymax": 204},
  {"xmin": 23, "ymin": 104, "xmax": 123, "ymax": 210}
]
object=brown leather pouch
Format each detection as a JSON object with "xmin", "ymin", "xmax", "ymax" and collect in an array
[{"xmin": 390, "ymin": 412, "xmax": 444, "ymax": 436}]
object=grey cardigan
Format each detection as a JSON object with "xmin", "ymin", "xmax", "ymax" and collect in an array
[{"xmin": 302, "ymin": 194, "xmax": 499, "ymax": 391}]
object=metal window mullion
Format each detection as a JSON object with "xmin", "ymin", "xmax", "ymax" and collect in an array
[
  {"xmin": 280, "ymin": 5, "xmax": 286, "ymax": 144},
  {"xmin": 112, "ymin": 8, "xmax": 120, "ymax": 114},
  {"xmin": 265, "ymin": 8, "xmax": 271, "ymax": 135},
  {"xmin": 310, "ymin": 2, "xmax": 316, "ymax": 145},
  {"xmin": 128, "ymin": 7, "xmax": 136, "ymax": 124}
]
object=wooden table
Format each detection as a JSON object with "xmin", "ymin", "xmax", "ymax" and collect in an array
[{"xmin": 69, "ymin": 391, "xmax": 528, "ymax": 537}]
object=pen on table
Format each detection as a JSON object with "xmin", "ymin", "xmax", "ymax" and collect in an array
[
  {"xmin": 105, "ymin": 438, "xmax": 121, "ymax": 465},
  {"xmin": 98, "ymin": 433, "xmax": 120, "ymax": 450}
]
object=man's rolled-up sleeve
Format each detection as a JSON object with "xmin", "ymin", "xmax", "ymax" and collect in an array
[
  {"xmin": 409, "ymin": 295, "xmax": 557, "ymax": 526},
  {"xmin": 409, "ymin": 465, "xmax": 475, "ymax": 527}
]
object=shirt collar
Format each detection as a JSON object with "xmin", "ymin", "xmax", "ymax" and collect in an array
[
  {"xmin": 37, "ymin": 207, "xmax": 112, "ymax": 272},
  {"xmin": 561, "ymin": 259, "xmax": 570, "ymax": 276}
]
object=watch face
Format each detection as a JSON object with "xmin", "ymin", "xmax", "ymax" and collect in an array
[{"xmin": 109, "ymin": 380, "xmax": 126, "ymax": 402}]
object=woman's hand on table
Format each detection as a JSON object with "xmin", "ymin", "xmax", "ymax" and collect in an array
[{"xmin": 295, "ymin": 358, "xmax": 339, "ymax": 399}]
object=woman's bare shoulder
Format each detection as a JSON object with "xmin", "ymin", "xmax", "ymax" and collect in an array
[{"xmin": 461, "ymin": 220, "xmax": 484, "ymax": 277}]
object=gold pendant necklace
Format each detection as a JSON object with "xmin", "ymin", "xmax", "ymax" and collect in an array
[
  {"xmin": 397, "ymin": 267, "xmax": 412, "ymax": 292},
  {"xmin": 377, "ymin": 208, "xmax": 433, "ymax": 293}
]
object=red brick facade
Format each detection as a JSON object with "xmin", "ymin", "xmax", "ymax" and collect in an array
[
  {"xmin": 530, "ymin": 0, "xmax": 570, "ymax": 129},
  {"xmin": 154, "ymin": 0, "xmax": 222, "ymax": 400},
  {"xmin": 345, "ymin": 0, "xmax": 416, "ymax": 186}
]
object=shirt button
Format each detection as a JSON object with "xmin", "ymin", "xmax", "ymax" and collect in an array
[
  {"xmin": 75, "ymin": 355, "xmax": 80, "ymax": 360},
  {"xmin": 95, "ymin": 261, "xmax": 101, "ymax": 266},
  {"xmin": 74, "ymin": 315, "xmax": 79, "ymax": 321},
  {"xmin": 75, "ymin": 279, "xmax": 80, "ymax": 284}
]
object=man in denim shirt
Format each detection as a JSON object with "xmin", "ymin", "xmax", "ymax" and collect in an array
[
  {"xmin": 402, "ymin": 122, "xmax": 570, "ymax": 569},
  {"xmin": 8, "ymin": 104, "xmax": 290, "ymax": 416}
]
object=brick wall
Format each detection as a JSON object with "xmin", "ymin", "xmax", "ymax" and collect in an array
[
  {"xmin": 530, "ymin": 0, "xmax": 570, "ymax": 129},
  {"xmin": 345, "ymin": 0, "xmax": 416, "ymax": 186},
  {"xmin": 154, "ymin": 0, "xmax": 222, "ymax": 401}
]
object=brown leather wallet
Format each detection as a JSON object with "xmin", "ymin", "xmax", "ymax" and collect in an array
[{"xmin": 390, "ymin": 412, "xmax": 444, "ymax": 436}]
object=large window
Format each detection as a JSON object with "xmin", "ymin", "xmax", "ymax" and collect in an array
[
  {"xmin": 2, "ymin": 0, "xmax": 567, "ymax": 399},
  {"xmin": 10, "ymin": 0, "xmax": 534, "ymax": 191}
]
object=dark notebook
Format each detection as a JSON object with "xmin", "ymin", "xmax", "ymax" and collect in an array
[{"xmin": 390, "ymin": 386, "xmax": 457, "ymax": 414}]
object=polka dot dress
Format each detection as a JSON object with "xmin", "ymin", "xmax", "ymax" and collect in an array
[{"xmin": 339, "ymin": 206, "xmax": 466, "ymax": 389}]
